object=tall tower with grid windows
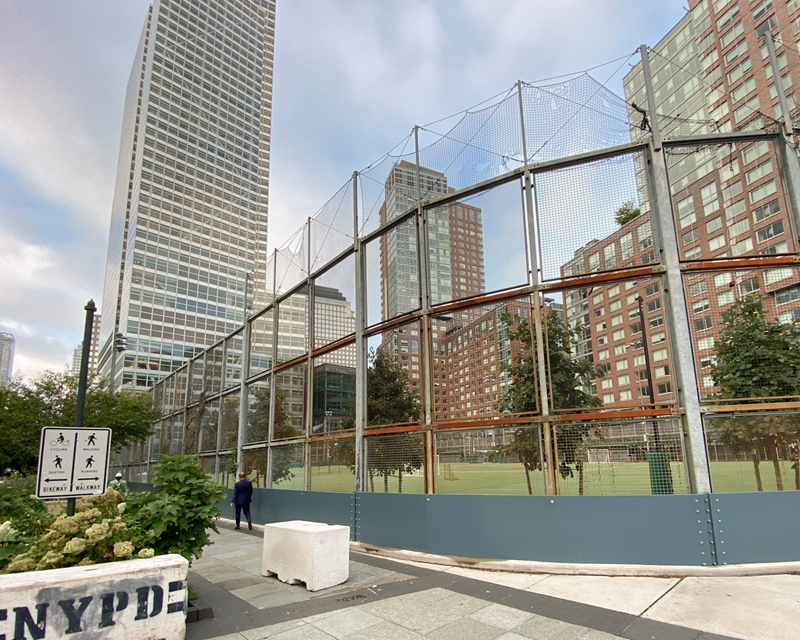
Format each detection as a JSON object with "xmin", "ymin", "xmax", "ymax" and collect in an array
[{"xmin": 98, "ymin": 0, "xmax": 276, "ymax": 391}]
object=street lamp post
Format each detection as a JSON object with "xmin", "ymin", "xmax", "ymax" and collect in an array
[
  {"xmin": 636, "ymin": 295, "xmax": 660, "ymax": 450},
  {"xmin": 636, "ymin": 294, "xmax": 673, "ymax": 494}
]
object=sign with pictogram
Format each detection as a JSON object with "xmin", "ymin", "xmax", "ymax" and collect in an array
[{"xmin": 36, "ymin": 427, "xmax": 112, "ymax": 499}]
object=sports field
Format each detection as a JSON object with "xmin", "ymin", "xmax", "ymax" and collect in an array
[{"xmin": 261, "ymin": 459, "xmax": 800, "ymax": 495}]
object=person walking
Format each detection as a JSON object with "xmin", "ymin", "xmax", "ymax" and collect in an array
[
  {"xmin": 110, "ymin": 472, "xmax": 129, "ymax": 497},
  {"xmin": 231, "ymin": 472, "xmax": 253, "ymax": 530}
]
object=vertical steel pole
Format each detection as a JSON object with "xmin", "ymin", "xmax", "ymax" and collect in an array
[
  {"xmin": 414, "ymin": 127, "xmax": 437, "ymax": 494},
  {"xmin": 766, "ymin": 32, "xmax": 800, "ymax": 255},
  {"xmin": 74, "ymin": 300, "xmax": 96, "ymax": 430},
  {"xmin": 640, "ymin": 44, "xmax": 711, "ymax": 494},
  {"xmin": 266, "ymin": 249, "xmax": 279, "ymax": 488},
  {"xmin": 305, "ymin": 218, "xmax": 314, "ymax": 491},
  {"xmin": 353, "ymin": 172, "xmax": 367, "ymax": 492},
  {"xmin": 765, "ymin": 33, "xmax": 792, "ymax": 140},
  {"xmin": 236, "ymin": 272, "xmax": 252, "ymax": 477},
  {"xmin": 70, "ymin": 299, "xmax": 96, "ymax": 516},
  {"xmin": 518, "ymin": 82, "xmax": 556, "ymax": 495}
]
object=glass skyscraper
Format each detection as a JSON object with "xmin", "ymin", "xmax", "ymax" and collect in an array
[{"xmin": 99, "ymin": 0, "xmax": 276, "ymax": 391}]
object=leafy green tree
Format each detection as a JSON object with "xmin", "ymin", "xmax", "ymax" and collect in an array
[
  {"xmin": 711, "ymin": 294, "xmax": 800, "ymax": 490},
  {"xmin": 615, "ymin": 201, "xmax": 641, "ymax": 226},
  {"xmin": 338, "ymin": 349, "xmax": 422, "ymax": 492},
  {"xmin": 0, "ymin": 371, "xmax": 159, "ymax": 475},
  {"xmin": 500, "ymin": 308, "xmax": 602, "ymax": 494},
  {"xmin": 245, "ymin": 385, "xmax": 296, "ymax": 485},
  {"xmin": 124, "ymin": 455, "xmax": 226, "ymax": 563}
]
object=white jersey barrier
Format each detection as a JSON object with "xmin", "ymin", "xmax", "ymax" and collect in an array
[
  {"xmin": 262, "ymin": 520, "xmax": 350, "ymax": 591},
  {"xmin": 0, "ymin": 554, "xmax": 188, "ymax": 639}
]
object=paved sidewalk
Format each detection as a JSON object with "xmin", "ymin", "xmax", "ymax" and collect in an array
[{"xmin": 186, "ymin": 522, "xmax": 800, "ymax": 640}]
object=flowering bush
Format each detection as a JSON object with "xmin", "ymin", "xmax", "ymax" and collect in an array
[{"xmin": 4, "ymin": 488, "xmax": 154, "ymax": 573}]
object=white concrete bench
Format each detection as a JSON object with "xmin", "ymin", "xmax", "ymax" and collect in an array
[
  {"xmin": 0, "ymin": 554, "xmax": 188, "ymax": 639},
  {"xmin": 262, "ymin": 520, "xmax": 350, "ymax": 591}
]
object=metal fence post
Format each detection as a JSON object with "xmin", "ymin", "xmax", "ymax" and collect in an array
[
  {"xmin": 353, "ymin": 172, "xmax": 367, "ymax": 492},
  {"xmin": 765, "ymin": 32, "xmax": 800, "ymax": 255},
  {"xmin": 236, "ymin": 277, "xmax": 252, "ymax": 477},
  {"xmin": 518, "ymin": 81, "xmax": 556, "ymax": 495},
  {"xmin": 414, "ymin": 126, "xmax": 437, "ymax": 495},
  {"xmin": 640, "ymin": 44, "xmax": 712, "ymax": 494},
  {"xmin": 305, "ymin": 218, "xmax": 314, "ymax": 491},
  {"xmin": 266, "ymin": 249, "xmax": 279, "ymax": 488}
]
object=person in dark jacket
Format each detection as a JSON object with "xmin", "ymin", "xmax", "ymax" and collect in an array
[{"xmin": 231, "ymin": 472, "xmax": 254, "ymax": 530}]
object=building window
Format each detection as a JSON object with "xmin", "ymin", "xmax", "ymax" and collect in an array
[
  {"xmin": 689, "ymin": 280, "xmax": 706, "ymax": 296},
  {"xmin": 694, "ymin": 316, "xmax": 713, "ymax": 331},
  {"xmin": 697, "ymin": 336, "xmax": 715, "ymax": 350},
  {"xmin": 749, "ymin": 179, "xmax": 776, "ymax": 204},
  {"xmin": 681, "ymin": 229, "xmax": 700, "ymax": 246},
  {"xmin": 706, "ymin": 217, "xmax": 723, "ymax": 235},
  {"xmin": 708, "ymin": 235, "xmax": 726, "ymax": 252},
  {"xmin": 646, "ymin": 299, "xmax": 661, "ymax": 313},
  {"xmin": 657, "ymin": 382, "xmax": 673, "ymax": 395},
  {"xmin": 638, "ymin": 222, "xmax": 652, "ymax": 251},
  {"xmin": 776, "ymin": 286, "xmax": 799, "ymax": 305},
  {"xmin": 604, "ymin": 244, "xmax": 617, "ymax": 269},
  {"xmin": 677, "ymin": 196, "xmax": 696, "ymax": 228},
  {"xmin": 756, "ymin": 220, "xmax": 783, "ymax": 243},
  {"xmin": 752, "ymin": 199, "xmax": 779, "ymax": 222},
  {"xmin": 739, "ymin": 276, "xmax": 760, "ymax": 295},
  {"xmin": 700, "ymin": 355, "xmax": 717, "ymax": 369},
  {"xmin": 717, "ymin": 290, "xmax": 735, "ymax": 306}
]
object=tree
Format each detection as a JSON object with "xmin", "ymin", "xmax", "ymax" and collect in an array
[
  {"xmin": 337, "ymin": 349, "xmax": 422, "ymax": 492},
  {"xmin": 711, "ymin": 294, "xmax": 800, "ymax": 490},
  {"xmin": 0, "ymin": 371, "xmax": 159, "ymax": 474},
  {"xmin": 365, "ymin": 349, "xmax": 423, "ymax": 492},
  {"xmin": 615, "ymin": 201, "xmax": 641, "ymax": 226},
  {"xmin": 244, "ymin": 385, "xmax": 296, "ymax": 485},
  {"xmin": 500, "ymin": 307, "xmax": 602, "ymax": 494}
]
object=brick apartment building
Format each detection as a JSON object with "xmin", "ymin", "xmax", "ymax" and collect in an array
[{"xmin": 563, "ymin": 0, "xmax": 800, "ymax": 408}]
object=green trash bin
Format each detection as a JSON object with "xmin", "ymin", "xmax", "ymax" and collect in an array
[{"xmin": 646, "ymin": 451, "xmax": 674, "ymax": 494}]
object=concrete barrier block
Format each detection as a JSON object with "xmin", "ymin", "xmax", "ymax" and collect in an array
[
  {"xmin": 0, "ymin": 553, "xmax": 188, "ymax": 639},
  {"xmin": 262, "ymin": 520, "xmax": 350, "ymax": 591}
]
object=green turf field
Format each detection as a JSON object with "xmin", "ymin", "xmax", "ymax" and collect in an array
[{"xmin": 260, "ymin": 459, "xmax": 800, "ymax": 495}]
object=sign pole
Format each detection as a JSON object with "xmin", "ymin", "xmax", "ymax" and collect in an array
[{"xmin": 68, "ymin": 299, "xmax": 96, "ymax": 516}]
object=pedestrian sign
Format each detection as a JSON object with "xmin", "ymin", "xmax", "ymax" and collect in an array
[{"xmin": 36, "ymin": 427, "xmax": 112, "ymax": 499}]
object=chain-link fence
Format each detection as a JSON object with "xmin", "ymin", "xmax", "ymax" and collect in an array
[{"xmin": 127, "ymin": 52, "xmax": 800, "ymax": 498}]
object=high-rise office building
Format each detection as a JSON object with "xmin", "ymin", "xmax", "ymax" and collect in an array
[
  {"xmin": 98, "ymin": 0, "xmax": 276, "ymax": 391},
  {"xmin": 379, "ymin": 162, "xmax": 486, "ymax": 397},
  {"xmin": 0, "ymin": 333, "xmax": 14, "ymax": 388},
  {"xmin": 71, "ymin": 315, "xmax": 102, "ymax": 376}
]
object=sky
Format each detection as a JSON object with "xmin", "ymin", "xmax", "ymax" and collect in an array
[{"xmin": 0, "ymin": 0, "xmax": 687, "ymax": 379}]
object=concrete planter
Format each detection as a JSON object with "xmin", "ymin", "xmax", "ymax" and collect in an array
[{"xmin": 0, "ymin": 553, "xmax": 188, "ymax": 639}]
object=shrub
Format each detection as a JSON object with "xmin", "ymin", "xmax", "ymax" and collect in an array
[
  {"xmin": 0, "ymin": 475, "xmax": 55, "ymax": 570},
  {"xmin": 0, "ymin": 475, "xmax": 53, "ymax": 537},
  {"xmin": 123, "ymin": 455, "xmax": 226, "ymax": 563},
  {"xmin": 4, "ymin": 488, "xmax": 154, "ymax": 573}
]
